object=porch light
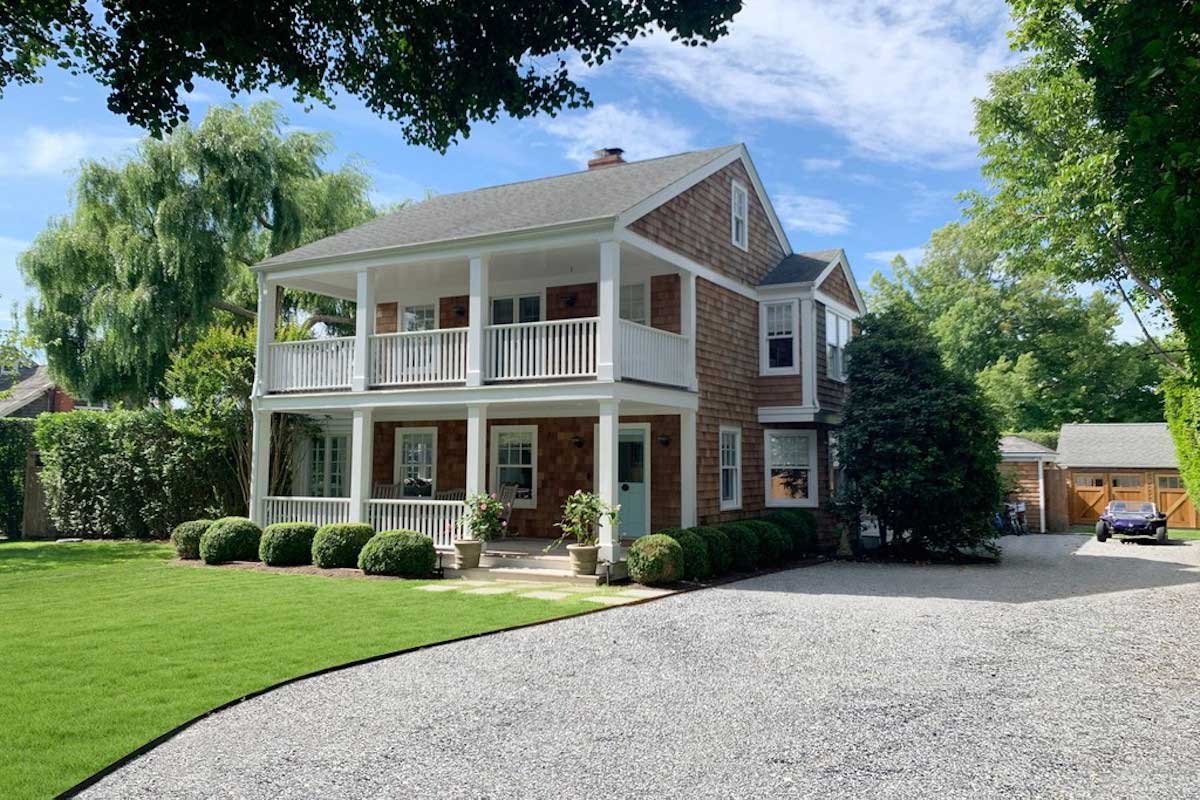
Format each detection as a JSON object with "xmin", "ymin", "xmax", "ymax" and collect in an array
[
  {"xmin": 572, "ymin": 435, "xmax": 585, "ymax": 448},
  {"xmin": 453, "ymin": 303, "xmax": 466, "ymax": 317},
  {"xmin": 657, "ymin": 434, "xmax": 672, "ymax": 447},
  {"xmin": 562, "ymin": 292, "xmax": 577, "ymax": 308}
]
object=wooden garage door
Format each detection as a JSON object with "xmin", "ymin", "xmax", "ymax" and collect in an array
[
  {"xmin": 1070, "ymin": 472, "xmax": 1108, "ymax": 524},
  {"xmin": 1156, "ymin": 475, "xmax": 1198, "ymax": 529},
  {"xmin": 1110, "ymin": 473, "xmax": 1149, "ymax": 504}
]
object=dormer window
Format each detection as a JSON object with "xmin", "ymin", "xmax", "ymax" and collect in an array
[
  {"xmin": 731, "ymin": 181, "xmax": 749, "ymax": 250},
  {"xmin": 760, "ymin": 300, "xmax": 799, "ymax": 374}
]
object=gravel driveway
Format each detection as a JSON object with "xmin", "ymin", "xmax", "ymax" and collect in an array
[{"xmin": 82, "ymin": 535, "xmax": 1200, "ymax": 799}]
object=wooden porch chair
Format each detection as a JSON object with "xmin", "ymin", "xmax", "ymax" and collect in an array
[
  {"xmin": 434, "ymin": 488, "xmax": 466, "ymax": 501},
  {"xmin": 497, "ymin": 483, "xmax": 518, "ymax": 536},
  {"xmin": 373, "ymin": 482, "xmax": 403, "ymax": 499}
]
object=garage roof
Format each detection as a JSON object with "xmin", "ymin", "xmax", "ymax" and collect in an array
[
  {"xmin": 1000, "ymin": 435, "xmax": 1056, "ymax": 459},
  {"xmin": 1056, "ymin": 423, "xmax": 1179, "ymax": 469}
]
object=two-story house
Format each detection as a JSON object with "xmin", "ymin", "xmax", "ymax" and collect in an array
[{"xmin": 247, "ymin": 144, "xmax": 866, "ymax": 565}]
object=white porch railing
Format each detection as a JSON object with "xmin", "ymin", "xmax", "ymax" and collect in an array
[
  {"xmin": 366, "ymin": 500, "xmax": 465, "ymax": 547},
  {"xmin": 619, "ymin": 320, "xmax": 690, "ymax": 387},
  {"xmin": 267, "ymin": 337, "xmax": 354, "ymax": 392},
  {"xmin": 371, "ymin": 328, "xmax": 467, "ymax": 387},
  {"xmin": 485, "ymin": 318, "xmax": 597, "ymax": 381},
  {"xmin": 261, "ymin": 496, "xmax": 353, "ymax": 528}
]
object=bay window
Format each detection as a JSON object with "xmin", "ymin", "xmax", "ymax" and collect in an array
[
  {"xmin": 826, "ymin": 309, "xmax": 852, "ymax": 381},
  {"xmin": 761, "ymin": 300, "xmax": 798, "ymax": 373},
  {"xmin": 764, "ymin": 429, "xmax": 818, "ymax": 507}
]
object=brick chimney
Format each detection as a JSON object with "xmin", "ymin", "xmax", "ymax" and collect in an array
[{"xmin": 587, "ymin": 147, "xmax": 626, "ymax": 170}]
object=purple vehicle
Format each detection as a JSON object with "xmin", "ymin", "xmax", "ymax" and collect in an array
[{"xmin": 1095, "ymin": 501, "xmax": 1168, "ymax": 544}]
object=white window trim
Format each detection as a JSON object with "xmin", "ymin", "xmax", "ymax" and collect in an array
[
  {"xmin": 490, "ymin": 424, "xmax": 538, "ymax": 508},
  {"xmin": 489, "ymin": 292, "xmax": 546, "ymax": 324},
  {"xmin": 719, "ymin": 425, "xmax": 742, "ymax": 511},
  {"xmin": 763, "ymin": 429, "xmax": 819, "ymax": 509},
  {"xmin": 619, "ymin": 280, "xmax": 650, "ymax": 325},
  {"xmin": 393, "ymin": 426, "xmax": 438, "ymax": 497},
  {"xmin": 400, "ymin": 303, "xmax": 438, "ymax": 332},
  {"xmin": 308, "ymin": 432, "xmax": 349, "ymax": 498},
  {"xmin": 759, "ymin": 299, "xmax": 800, "ymax": 375},
  {"xmin": 730, "ymin": 181, "xmax": 749, "ymax": 251},
  {"xmin": 826, "ymin": 308, "xmax": 852, "ymax": 383}
]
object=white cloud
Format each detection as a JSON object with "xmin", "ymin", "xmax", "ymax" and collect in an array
[
  {"xmin": 775, "ymin": 193, "xmax": 850, "ymax": 235},
  {"xmin": 801, "ymin": 157, "xmax": 843, "ymax": 171},
  {"xmin": 625, "ymin": 0, "xmax": 1015, "ymax": 168},
  {"xmin": 539, "ymin": 103, "xmax": 698, "ymax": 166},
  {"xmin": 0, "ymin": 236, "xmax": 32, "ymax": 307},
  {"xmin": 866, "ymin": 246, "xmax": 925, "ymax": 267},
  {"xmin": 0, "ymin": 127, "xmax": 136, "ymax": 177}
]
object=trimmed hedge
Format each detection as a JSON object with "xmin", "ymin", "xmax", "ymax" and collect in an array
[
  {"xmin": 358, "ymin": 529, "xmax": 436, "ymax": 577},
  {"xmin": 199, "ymin": 517, "xmax": 262, "ymax": 564},
  {"xmin": 259, "ymin": 522, "xmax": 317, "ymax": 566},
  {"xmin": 691, "ymin": 526, "xmax": 733, "ymax": 575},
  {"xmin": 170, "ymin": 519, "xmax": 213, "ymax": 560},
  {"xmin": 742, "ymin": 520, "xmax": 790, "ymax": 564},
  {"xmin": 763, "ymin": 509, "xmax": 819, "ymax": 555},
  {"xmin": 656, "ymin": 527, "xmax": 711, "ymax": 581},
  {"xmin": 312, "ymin": 523, "xmax": 375, "ymax": 569},
  {"xmin": 0, "ymin": 418, "xmax": 34, "ymax": 537},
  {"xmin": 719, "ymin": 522, "xmax": 759, "ymax": 572},
  {"xmin": 627, "ymin": 533, "xmax": 683, "ymax": 586}
]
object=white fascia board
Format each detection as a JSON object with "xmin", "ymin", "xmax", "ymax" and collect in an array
[
  {"xmin": 254, "ymin": 219, "xmax": 617, "ymax": 280},
  {"xmin": 814, "ymin": 293, "xmax": 862, "ymax": 320},
  {"xmin": 756, "ymin": 283, "xmax": 814, "ymax": 299},
  {"xmin": 617, "ymin": 230, "xmax": 758, "ymax": 301},
  {"xmin": 758, "ymin": 405, "xmax": 819, "ymax": 423}
]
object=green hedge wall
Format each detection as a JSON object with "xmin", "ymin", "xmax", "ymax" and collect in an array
[
  {"xmin": 1165, "ymin": 373, "xmax": 1200, "ymax": 510},
  {"xmin": 34, "ymin": 410, "xmax": 224, "ymax": 539},
  {"xmin": 0, "ymin": 418, "xmax": 34, "ymax": 537}
]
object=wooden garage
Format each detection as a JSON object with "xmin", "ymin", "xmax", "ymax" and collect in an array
[
  {"xmin": 999, "ymin": 435, "xmax": 1058, "ymax": 532},
  {"xmin": 1057, "ymin": 423, "xmax": 1199, "ymax": 529}
]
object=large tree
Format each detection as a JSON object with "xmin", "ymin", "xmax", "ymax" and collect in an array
[
  {"xmin": 0, "ymin": 1, "xmax": 741, "ymax": 149},
  {"xmin": 19, "ymin": 102, "xmax": 375, "ymax": 404},
  {"xmin": 870, "ymin": 221, "xmax": 1164, "ymax": 431}
]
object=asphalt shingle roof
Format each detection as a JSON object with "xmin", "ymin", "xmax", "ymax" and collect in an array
[
  {"xmin": 258, "ymin": 145, "xmax": 742, "ymax": 268},
  {"xmin": 0, "ymin": 365, "xmax": 53, "ymax": 417},
  {"xmin": 1055, "ymin": 423, "xmax": 1179, "ymax": 469},
  {"xmin": 758, "ymin": 250, "xmax": 841, "ymax": 286},
  {"xmin": 1000, "ymin": 435, "xmax": 1057, "ymax": 457}
]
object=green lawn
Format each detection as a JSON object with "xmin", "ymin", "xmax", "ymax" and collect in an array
[
  {"xmin": 1068, "ymin": 524, "xmax": 1200, "ymax": 540},
  {"xmin": 0, "ymin": 540, "xmax": 610, "ymax": 799}
]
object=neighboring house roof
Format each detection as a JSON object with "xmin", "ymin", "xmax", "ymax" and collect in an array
[
  {"xmin": 0, "ymin": 365, "xmax": 54, "ymax": 417},
  {"xmin": 757, "ymin": 251, "xmax": 840, "ymax": 285},
  {"xmin": 1056, "ymin": 423, "xmax": 1179, "ymax": 469},
  {"xmin": 1000, "ymin": 435, "xmax": 1057, "ymax": 460},
  {"xmin": 258, "ymin": 145, "xmax": 742, "ymax": 269}
]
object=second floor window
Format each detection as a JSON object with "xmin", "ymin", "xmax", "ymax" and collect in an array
[
  {"xmin": 403, "ymin": 304, "xmax": 436, "ymax": 332},
  {"xmin": 762, "ymin": 300, "xmax": 797, "ymax": 373},
  {"xmin": 731, "ymin": 181, "xmax": 749, "ymax": 250},
  {"xmin": 826, "ymin": 309, "xmax": 852, "ymax": 382},
  {"xmin": 620, "ymin": 283, "xmax": 647, "ymax": 325},
  {"xmin": 492, "ymin": 295, "xmax": 541, "ymax": 325}
]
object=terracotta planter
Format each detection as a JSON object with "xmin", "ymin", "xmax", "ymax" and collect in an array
[
  {"xmin": 567, "ymin": 543, "xmax": 600, "ymax": 576},
  {"xmin": 453, "ymin": 539, "xmax": 483, "ymax": 570}
]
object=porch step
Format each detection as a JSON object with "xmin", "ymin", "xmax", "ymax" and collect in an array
[
  {"xmin": 478, "ymin": 554, "xmax": 569, "ymax": 571},
  {"xmin": 443, "ymin": 566, "xmax": 603, "ymax": 586}
]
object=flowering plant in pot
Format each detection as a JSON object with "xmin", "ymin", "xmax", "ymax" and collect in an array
[
  {"xmin": 456, "ymin": 492, "xmax": 506, "ymax": 568},
  {"xmin": 548, "ymin": 490, "xmax": 620, "ymax": 576}
]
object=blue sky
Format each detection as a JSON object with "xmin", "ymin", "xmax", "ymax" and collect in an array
[{"xmin": 1, "ymin": 0, "xmax": 1020, "ymax": 328}]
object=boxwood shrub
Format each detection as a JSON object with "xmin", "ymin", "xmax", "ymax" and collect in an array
[
  {"xmin": 627, "ymin": 533, "xmax": 683, "ymax": 586},
  {"xmin": 199, "ymin": 517, "xmax": 262, "ymax": 564},
  {"xmin": 742, "ymin": 519, "xmax": 791, "ymax": 564},
  {"xmin": 763, "ymin": 509, "xmax": 818, "ymax": 555},
  {"xmin": 719, "ymin": 522, "xmax": 759, "ymax": 572},
  {"xmin": 312, "ymin": 523, "xmax": 375, "ymax": 568},
  {"xmin": 691, "ymin": 526, "xmax": 733, "ymax": 575},
  {"xmin": 358, "ymin": 529, "xmax": 437, "ymax": 577},
  {"xmin": 259, "ymin": 522, "xmax": 317, "ymax": 566},
  {"xmin": 170, "ymin": 519, "xmax": 213, "ymax": 560},
  {"xmin": 655, "ymin": 528, "xmax": 710, "ymax": 581}
]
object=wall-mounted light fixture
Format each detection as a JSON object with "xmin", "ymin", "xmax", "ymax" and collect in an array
[
  {"xmin": 571, "ymin": 435, "xmax": 585, "ymax": 448},
  {"xmin": 562, "ymin": 293, "xmax": 577, "ymax": 308},
  {"xmin": 453, "ymin": 304, "xmax": 466, "ymax": 318},
  {"xmin": 657, "ymin": 433, "xmax": 672, "ymax": 447}
]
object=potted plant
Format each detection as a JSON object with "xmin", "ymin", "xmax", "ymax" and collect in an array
[
  {"xmin": 549, "ymin": 490, "xmax": 619, "ymax": 576},
  {"xmin": 456, "ymin": 492, "xmax": 506, "ymax": 569}
]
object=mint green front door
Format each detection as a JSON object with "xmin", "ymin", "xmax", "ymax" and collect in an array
[{"xmin": 618, "ymin": 428, "xmax": 648, "ymax": 538}]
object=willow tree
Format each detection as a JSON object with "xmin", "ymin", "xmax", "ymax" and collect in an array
[{"xmin": 19, "ymin": 103, "xmax": 375, "ymax": 404}]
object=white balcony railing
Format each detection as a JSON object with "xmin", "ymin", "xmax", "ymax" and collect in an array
[
  {"xmin": 366, "ymin": 499, "xmax": 465, "ymax": 547},
  {"xmin": 261, "ymin": 496, "xmax": 353, "ymax": 528},
  {"xmin": 267, "ymin": 337, "xmax": 354, "ymax": 392},
  {"xmin": 619, "ymin": 320, "xmax": 690, "ymax": 388},
  {"xmin": 485, "ymin": 318, "xmax": 597, "ymax": 381},
  {"xmin": 371, "ymin": 328, "xmax": 467, "ymax": 387}
]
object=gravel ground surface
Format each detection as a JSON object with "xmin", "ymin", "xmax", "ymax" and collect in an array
[{"xmin": 82, "ymin": 534, "xmax": 1200, "ymax": 799}]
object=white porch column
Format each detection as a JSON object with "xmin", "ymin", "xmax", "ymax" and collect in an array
[
  {"xmin": 680, "ymin": 409, "xmax": 697, "ymax": 527},
  {"xmin": 598, "ymin": 398, "xmax": 621, "ymax": 562},
  {"xmin": 351, "ymin": 270, "xmax": 375, "ymax": 392},
  {"xmin": 680, "ymin": 271, "xmax": 697, "ymax": 391},
  {"xmin": 466, "ymin": 403, "xmax": 489, "ymax": 497},
  {"xmin": 252, "ymin": 273, "xmax": 277, "ymax": 397},
  {"xmin": 248, "ymin": 407, "xmax": 271, "ymax": 525},
  {"xmin": 466, "ymin": 254, "xmax": 490, "ymax": 387},
  {"xmin": 348, "ymin": 407, "xmax": 375, "ymax": 523},
  {"xmin": 597, "ymin": 240, "xmax": 621, "ymax": 382}
]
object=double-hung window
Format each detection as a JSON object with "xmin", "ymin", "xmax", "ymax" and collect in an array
[
  {"xmin": 764, "ymin": 429, "xmax": 817, "ymax": 507},
  {"xmin": 826, "ymin": 309, "xmax": 852, "ymax": 381},
  {"xmin": 309, "ymin": 433, "xmax": 348, "ymax": 497},
  {"xmin": 395, "ymin": 428, "xmax": 437, "ymax": 498},
  {"xmin": 761, "ymin": 300, "xmax": 798, "ymax": 373},
  {"xmin": 719, "ymin": 426, "xmax": 742, "ymax": 510},
  {"xmin": 620, "ymin": 283, "xmax": 647, "ymax": 325},
  {"xmin": 731, "ymin": 181, "xmax": 749, "ymax": 250},
  {"xmin": 402, "ymin": 304, "xmax": 436, "ymax": 332},
  {"xmin": 491, "ymin": 295, "xmax": 541, "ymax": 325},
  {"xmin": 492, "ymin": 425, "xmax": 537, "ymax": 508}
]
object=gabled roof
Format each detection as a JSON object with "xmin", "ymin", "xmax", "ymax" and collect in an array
[
  {"xmin": 758, "ymin": 252, "xmax": 835, "ymax": 285},
  {"xmin": 1056, "ymin": 423, "xmax": 1179, "ymax": 469},
  {"xmin": 1000, "ymin": 435, "xmax": 1057, "ymax": 459},
  {"xmin": 0, "ymin": 365, "xmax": 53, "ymax": 417},
  {"xmin": 258, "ymin": 145, "xmax": 742, "ymax": 269}
]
